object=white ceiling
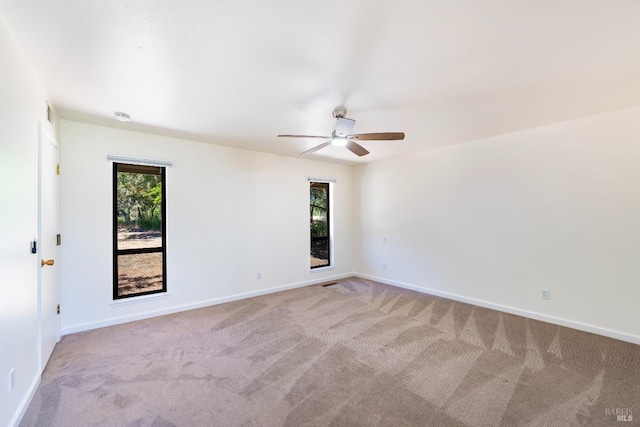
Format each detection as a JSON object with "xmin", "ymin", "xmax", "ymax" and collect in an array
[{"xmin": 2, "ymin": 0, "xmax": 640, "ymax": 164}]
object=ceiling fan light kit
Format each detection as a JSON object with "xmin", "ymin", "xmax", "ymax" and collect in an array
[
  {"xmin": 331, "ymin": 137, "xmax": 348, "ymax": 147},
  {"xmin": 277, "ymin": 108, "xmax": 405, "ymax": 157}
]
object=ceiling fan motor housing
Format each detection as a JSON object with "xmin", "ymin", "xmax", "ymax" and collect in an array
[{"xmin": 334, "ymin": 117, "xmax": 355, "ymax": 137}]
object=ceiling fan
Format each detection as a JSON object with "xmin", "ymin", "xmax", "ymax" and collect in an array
[{"xmin": 278, "ymin": 108, "xmax": 405, "ymax": 157}]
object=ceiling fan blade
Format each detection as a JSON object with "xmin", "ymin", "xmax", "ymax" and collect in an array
[
  {"xmin": 334, "ymin": 117, "xmax": 356, "ymax": 137},
  {"xmin": 300, "ymin": 140, "xmax": 332, "ymax": 155},
  {"xmin": 349, "ymin": 132, "xmax": 405, "ymax": 141},
  {"xmin": 278, "ymin": 134, "xmax": 330, "ymax": 139},
  {"xmin": 346, "ymin": 140, "xmax": 370, "ymax": 157}
]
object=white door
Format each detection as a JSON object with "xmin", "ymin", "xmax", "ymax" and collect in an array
[{"xmin": 38, "ymin": 122, "xmax": 60, "ymax": 372}]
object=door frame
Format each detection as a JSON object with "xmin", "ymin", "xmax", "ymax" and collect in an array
[{"xmin": 38, "ymin": 121, "xmax": 60, "ymax": 372}]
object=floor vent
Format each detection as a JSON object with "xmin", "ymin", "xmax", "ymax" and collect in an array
[{"xmin": 321, "ymin": 282, "xmax": 338, "ymax": 287}]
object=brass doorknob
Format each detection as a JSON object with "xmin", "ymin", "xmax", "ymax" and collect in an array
[{"xmin": 41, "ymin": 259, "xmax": 55, "ymax": 267}]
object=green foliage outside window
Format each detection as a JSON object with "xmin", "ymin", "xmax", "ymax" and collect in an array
[
  {"xmin": 117, "ymin": 172, "xmax": 163, "ymax": 231},
  {"xmin": 310, "ymin": 186, "xmax": 328, "ymax": 238}
]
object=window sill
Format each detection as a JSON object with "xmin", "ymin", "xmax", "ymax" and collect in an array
[
  {"xmin": 310, "ymin": 266, "xmax": 335, "ymax": 273},
  {"xmin": 111, "ymin": 292, "xmax": 170, "ymax": 306}
]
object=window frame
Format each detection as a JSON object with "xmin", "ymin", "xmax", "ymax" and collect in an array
[
  {"xmin": 309, "ymin": 180, "xmax": 333, "ymax": 270},
  {"xmin": 112, "ymin": 162, "xmax": 167, "ymax": 300}
]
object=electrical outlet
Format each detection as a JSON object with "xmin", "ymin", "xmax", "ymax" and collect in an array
[
  {"xmin": 383, "ymin": 263, "xmax": 387, "ymax": 270},
  {"xmin": 542, "ymin": 289, "xmax": 550, "ymax": 300},
  {"xmin": 256, "ymin": 272, "xmax": 261, "ymax": 280},
  {"xmin": 9, "ymin": 369, "xmax": 14, "ymax": 392},
  {"xmin": 383, "ymin": 237, "xmax": 387, "ymax": 244}
]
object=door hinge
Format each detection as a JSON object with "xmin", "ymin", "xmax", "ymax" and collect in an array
[
  {"xmin": 56, "ymin": 304, "xmax": 60, "ymax": 315},
  {"xmin": 56, "ymin": 164, "xmax": 60, "ymax": 175},
  {"xmin": 56, "ymin": 234, "xmax": 61, "ymax": 245}
]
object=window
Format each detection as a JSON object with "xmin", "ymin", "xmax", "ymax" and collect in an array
[
  {"xmin": 310, "ymin": 181, "xmax": 331, "ymax": 268},
  {"xmin": 113, "ymin": 163, "xmax": 166, "ymax": 299}
]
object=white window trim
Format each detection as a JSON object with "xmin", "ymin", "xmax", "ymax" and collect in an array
[
  {"xmin": 307, "ymin": 176, "xmax": 336, "ymax": 183},
  {"xmin": 111, "ymin": 292, "xmax": 170, "ymax": 306},
  {"xmin": 107, "ymin": 154, "xmax": 172, "ymax": 167},
  {"xmin": 310, "ymin": 265, "xmax": 335, "ymax": 273}
]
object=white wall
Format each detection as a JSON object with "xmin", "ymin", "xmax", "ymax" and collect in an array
[
  {"xmin": 354, "ymin": 106, "xmax": 640, "ymax": 344},
  {"xmin": 0, "ymin": 18, "xmax": 54, "ymax": 427},
  {"xmin": 59, "ymin": 120, "xmax": 354, "ymax": 333}
]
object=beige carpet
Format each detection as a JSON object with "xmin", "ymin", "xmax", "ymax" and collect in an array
[{"xmin": 21, "ymin": 277, "xmax": 639, "ymax": 426}]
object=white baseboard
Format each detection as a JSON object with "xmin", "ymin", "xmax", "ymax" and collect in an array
[
  {"xmin": 62, "ymin": 273, "xmax": 355, "ymax": 335},
  {"xmin": 9, "ymin": 373, "xmax": 41, "ymax": 427},
  {"xmin": 356, "ymin": 273, "xmax": 640, "ymax": 346}
]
